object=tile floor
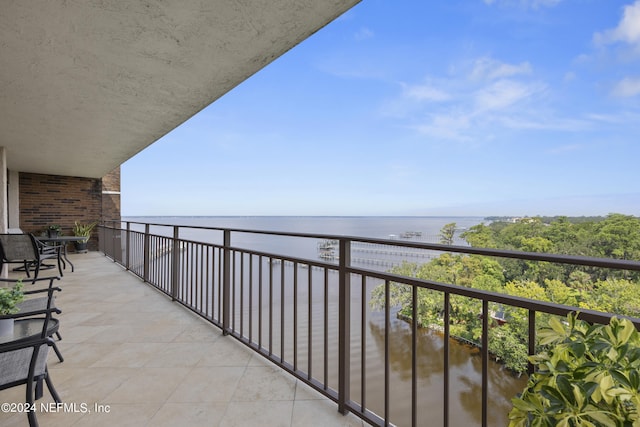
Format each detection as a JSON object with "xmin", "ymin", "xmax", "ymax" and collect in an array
[{"xmin": 0, "ymin": 252, "xmax": 365, "ymax": 426}]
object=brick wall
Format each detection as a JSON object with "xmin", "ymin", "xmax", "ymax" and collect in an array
[
  {"xmin": 102, "ymin": 168, "xmax": 120, "ymax": 192},
  {"xmin": 19, "ymin": 167, "xmax": 121, "ymax": 251},
  {"xmin": 101, "ymin": 168, "xmax": 121, "ymax": 223}
]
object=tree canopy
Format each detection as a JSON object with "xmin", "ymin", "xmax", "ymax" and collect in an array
[{"xmin": 370, "ymin": 214, "xmax": 640, "ymax": 374}]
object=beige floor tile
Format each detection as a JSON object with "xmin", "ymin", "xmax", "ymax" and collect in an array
[
  {"xmin": 220, "ymin": 401, "xmax": 294, "ymax": 427},
  {"xmin": 232, "ymin": 366, "xmax": 296, "ymax": 402},
  {"xmin": 51, "ymin": 342, "xmax": 121, "ymax": 368},
  {"xmin": 56, "ymin": 311, "xmax": 101, "ymax": 326},
  {"xmin": 150, "ymin": 402, "xmax": 228, "ymax": 427},
  {"xmin": 40, "ymin": 402, "xmax": 162, "ymax": 427},
  {"xmin": 168, "ymin": 367, "xmax": 245, "ymax": 403},
  {"xmin": 294, "ymin": 380, "xmax": 331, "ymax": 401},
  {"xmin": 196, "ymin": 340, "xmax": 253, "ymax": 367},
  {"xmin": 105, "ymin": 367, "xmax": 191, "ymax": 404},
  {"xmin": 0, "ymin": 411, "xmax": 25, "ymax": 427},
  {"xmin": 48, "ymin": 367, "xmax": 133, "ymax": 405},
  {"xmin": 90, "ymin": 342, "xmax": 167, "ymax": 368},
  {"xmin": 142, "ymin": 342, "xmax": 213, "ymax": 368},
  {"xmin": 292, "ymin": 400, "xmax": 364, "ymax": 427},
  {"xmin": 172, "ymin": 322, "xmax": 224, "ymax": 343},
  {"xmin": 58, "ymin": 324, "xmax": 112, "ymax": 344}
]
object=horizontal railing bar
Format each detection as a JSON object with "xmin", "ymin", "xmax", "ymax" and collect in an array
[
  {"xmin": 349, "ymin": 265, "xmax": 640, "ymax": 328},
  {"xmin": 126, "ymin": 232, "xmax": 343, "ymax": 273},
  {"xmin": 106, "ymin": 222, "xmax": 640, "ymax": 272}
]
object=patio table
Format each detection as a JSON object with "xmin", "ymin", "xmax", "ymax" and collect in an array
[
  {"xmin": 0, "ymin": 318, "xmax": 60, "ymax": 346},
  {"xmin": 40, "ymin": 236, "xmax": 84, "ymax": 273}
]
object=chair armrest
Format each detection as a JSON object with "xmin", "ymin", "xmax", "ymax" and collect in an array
[
  {"xmin": 0, "ymin": 277, "xmax": 60, "ymax": 284},
  {"xmin": 0, "ymin": 336, "xmax": 53, "ymax": 354},
  {"xmin": 13, "ymin": 296, "xmax": 62, "ymax": 317},
  {"xmin": 31, "ymin": 237, "xmax": 60, "ymax": 255},
  {"xmin": 23, "ymin": 277, "xmax": 62, "ymax": 295},
  {"xmin": 0, "ymin": 277, "xmax": 61, "ymax": 295},
  {"xmin": 2, "ymin": 307, "xmax": 61, "ymax": 320}
]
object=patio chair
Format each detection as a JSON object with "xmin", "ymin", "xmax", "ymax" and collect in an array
[
  {"xmin": 0, "ymin": 285, "xmax": 62, "ymax": 427},
  {"xmin": 0, "ymin": 277, "xmax": 64, "ymax": 362},
  {"xmin": 0, "ymin": 234, "xmax": 62, "ymax": 282}
]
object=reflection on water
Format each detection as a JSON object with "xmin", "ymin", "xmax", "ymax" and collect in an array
[
  {"xmin": 364, "ymin": 308, "xmax": 527, "ymax": 426},
  {"xmin": 256, "ymin": 265, "xmax": 528, "ymax": 427}
]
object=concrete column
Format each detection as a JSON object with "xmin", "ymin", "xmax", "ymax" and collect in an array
[
  {"xmin": 8, "ymin": 170, "xmax": 19, "ymax": 230},
  {"xmin": 0, "ymin": 147, "xmax": 7, "ymax": 234}
]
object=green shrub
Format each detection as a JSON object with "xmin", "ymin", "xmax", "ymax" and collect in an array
[{"xmin": 509, "ymin": 313, "xmax": 640, "ymax": 427}]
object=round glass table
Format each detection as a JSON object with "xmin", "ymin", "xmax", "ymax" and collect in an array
[{"xmin": 0, "ymin": 318, "xmax": 59, "ymax": 346}]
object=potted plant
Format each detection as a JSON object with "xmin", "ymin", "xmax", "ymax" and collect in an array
[
  {"xmin": 46, "ymin": 224, "xmax": 62, "ymax": 238},
  {"xmin": 509, "ymin": 313, "xmax": 640, "ymax": 426},
  {"xmin": 73, "ymin": 221, "xmax": 97, "ymax": 253},
  {"xmin": 0, "ymin": 280, "xmax": 24, "ymax": 336}
]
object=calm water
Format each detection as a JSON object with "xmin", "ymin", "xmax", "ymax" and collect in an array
[
  {"xmin": 125, "ymin": 216, "xmax": 527, "ymax": 426},
  {"xmin": 128, "ymin": 216, "xmax": 481, "ymax": 263}
]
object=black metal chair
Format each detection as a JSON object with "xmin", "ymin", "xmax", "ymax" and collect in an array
[
  {"xmin": 0, "ymin": 234, "xmax": 62, "ymax": 282},
  {"xmin": 0, "ymin": 277, "xmax": 64, "ymax": 363},
  {"xmin": 0, "ymin": 282, "xmax": 62, "ymax": 427}
]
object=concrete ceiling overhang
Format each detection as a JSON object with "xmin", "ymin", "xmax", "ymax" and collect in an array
[{"xmin": 0, "ymin": 0, "xmax": 360, "ymax": 179}]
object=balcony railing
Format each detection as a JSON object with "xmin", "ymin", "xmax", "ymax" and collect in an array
[{"xmin": 98, "ymin": 221, "xmax": 640, "ymax": 427}]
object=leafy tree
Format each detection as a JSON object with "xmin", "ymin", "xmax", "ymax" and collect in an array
[
  {"xmin": 461, "ymin": 223, "xmax": 497, "ymax": 248},
  {"xmin": 593, "ymin": 214, "xmax": 640, "ymax": 261},
  {"xmin": 586, "ymin": 279, "xmax": 640, "ymax": 318},
  {"xmin": 370, "ymin": 214, "xmax": 640, "ymax": 375},
  {"xmin": 439, "ymin": 222, "xmax": 457, "ymax": 245},
  {"xmin": 489, "ymin": 325, "xmax": 529, "ymax": 374}
]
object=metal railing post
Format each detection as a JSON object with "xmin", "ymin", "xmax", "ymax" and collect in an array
[
  {"xmin": 171, "ymin": 226, "xmax": 180, "ymax": 301},
  {"xmin": 98, "ymin": 224, "xmax": 104, "ymax": 254},
  {"xmin": 338, "ymin": 238, "xmax": 351, "ymax": 415},
  {"xmin": 143, "ymin": 223, "xmax": 150, "ymax": 283},
  {"xmin": 111, "ymin": 220, "xmax": 116, "ymax": 262},
  {"xmin": 222, "ymin": 230, "xmax": 231, "ymax": 336},
  {"xmin": 125, "ymin": 222, "xmax": 131, "ymax": 270}
]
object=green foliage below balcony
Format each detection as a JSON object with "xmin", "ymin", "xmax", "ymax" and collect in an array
[
  {"xmin": 509, "ymin": 313, "xmax": 640, "ymax": 427},
  {"xmin": 370, "ymin": 214, "xmax": 640, "ymax": 375}
]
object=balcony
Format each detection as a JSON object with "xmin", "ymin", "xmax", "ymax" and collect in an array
[
  {"xmin": 3, "ymin": 220, "xmax": 640, "ymax": 426},
  {"xmin": 0, "ymin": 251, "xmax": 364, "ymax": 427}
]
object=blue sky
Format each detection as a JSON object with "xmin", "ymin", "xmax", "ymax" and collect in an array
[{"xmin": 122, "ymin": 0, "xmax": 640, "ymax": 217}]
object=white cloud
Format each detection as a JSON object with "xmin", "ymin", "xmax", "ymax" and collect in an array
[
  {"xmin": 470, "ymin": 57, "xmax": 532, "ymax": 81},
  {"xmin": 354, "ymin": 27, "xmax": 374, "ymax": 41},
  {"xmin": 611, "ymin": 76, "xmax": 640, "ymax": 97},
  {"xmin": 547, "ymin": 144, "xmax": 583, "ymax": 154},
  {"xmin": 497, "ymin": 115, "xmax": 590, "ymax": 131},
  {"xmin": 413, "ymin": 112, "xmax": 473, "ymax": 141},
  {"xmin": 594, "ymin": 0, "xmax": 640, "ymax": 46},
  {"xmin": 403, "ymin": 84, "xmax": 451, "ymax": 102},
  {"xmin": 474, "ymin": 79, "xmax": 540, "ymax": 112},
  {"xmin": 530, "ymin": 0, "xmax": 562, "ymax": 7},
  {"xmin": 483, "ymin": 0, "xmax": 563, "ymax": 9},
  {"xmin": 384, "ymin": 55, "xmax": 596, "ymax": 141},
  {"xmin": 588, "ymin": 112, "xmax": 632, "ymax": 124}
]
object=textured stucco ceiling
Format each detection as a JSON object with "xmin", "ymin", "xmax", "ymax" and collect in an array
[{"xmin": 0, "ymin": 0, "xmax": 359, "ymax": 178}]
